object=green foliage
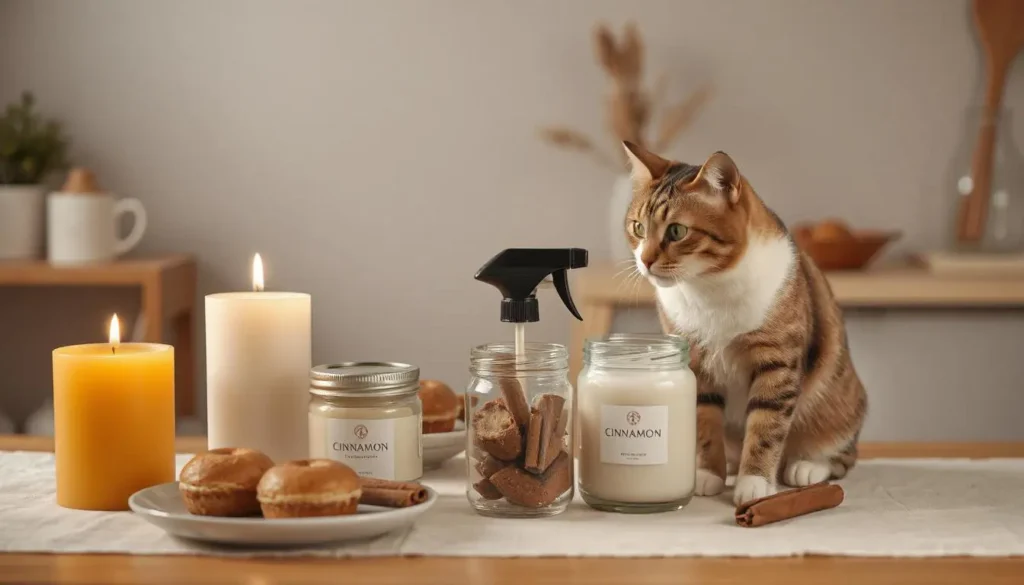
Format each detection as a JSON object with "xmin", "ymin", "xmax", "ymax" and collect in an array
[{"xmin": 0, "ymin": 92, "xmax": 70, "ymax": 185}]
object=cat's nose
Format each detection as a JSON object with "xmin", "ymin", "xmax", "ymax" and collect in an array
[{"xmin": 642, "ymin": 257, "xmax": 656, "ymax": 270}]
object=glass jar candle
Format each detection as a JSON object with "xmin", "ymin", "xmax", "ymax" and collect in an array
[
  {"xmin": 308, "ymin": 362, "xmax": 423, "ymax": 481},
  {"xmin": 466, "ymin": 342, "xmax": 573, "ymax": 518},
  {"xmin": 577, "ymin": 334, "xmax": 696, "ymax": 513}
]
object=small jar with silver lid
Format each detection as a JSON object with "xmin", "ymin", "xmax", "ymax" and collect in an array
[{"xmin": 308, "ymin": 362, "xmax": 423, "ymax": 481}]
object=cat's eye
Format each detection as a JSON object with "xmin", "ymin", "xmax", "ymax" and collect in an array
[
  {"xmin": 666, "ymin": 223, "xmax": 688, "ymax": 241},
  {"xmin": 631, "ymin": 221, "xmax": 646, "ymax": 239}
]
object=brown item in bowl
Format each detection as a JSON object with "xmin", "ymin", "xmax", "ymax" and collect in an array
[
  {"xmin": 792, "ymin": 225, "xmax": 901, "ymax": 271},
  {"xmin": 178, "ymin": 447, "xmax": 274, "ymax": 517},
  {"xmin": 792, "ymin": 224, "xmax": 813, "ymax": 242},
  {"xmin": 418, "ymin": 379, "xmax": 460, "ymax": 433},
  {"xmin": 256, "ymin": 459, "xmax": 361, "ymax": 518},
  {"xmin": 810, "ymin": 218, "xmax": 854, "ymax": 242}
]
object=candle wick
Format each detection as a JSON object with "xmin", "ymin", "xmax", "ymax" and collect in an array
[{"xmin": 112, "ymin": 346, "xmax": 116, "ymax": 355}]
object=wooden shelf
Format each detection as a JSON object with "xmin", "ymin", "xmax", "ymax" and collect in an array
[
  {"xmin": 0, "ymin": 255, "xmax": 198, "ymax": 417},
  {"xmin": 576, "ymin": 262, "xmax": 1024, "ymax": 308},
  {"xmin": 0, "ymin": 254, "xmax": 189, "ymax": 285},
  {"xmin": 568, "ymin": 262, "xmax": 1024, "ymax": 381}
]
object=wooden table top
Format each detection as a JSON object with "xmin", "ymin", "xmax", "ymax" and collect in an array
[{"xmin": 3, "ymin": 436, "xmax": 1023, "ymax": 585}]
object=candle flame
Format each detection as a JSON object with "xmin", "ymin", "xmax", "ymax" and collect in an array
[
  {"xmin": 253, "ymin": 253, "xmax": 264, "ymax": 292},
  {"xmin": 109, "ymin": 314, "xmax": 121, "ymax": 346}
]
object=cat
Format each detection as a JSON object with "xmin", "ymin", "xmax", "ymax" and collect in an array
[{"xmin": 621, "ymin": 141, "xmax": 867, "ymax": 505}]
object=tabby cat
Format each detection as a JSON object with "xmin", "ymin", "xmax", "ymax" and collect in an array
[{"xmin": 622, "ymin": 141, "xmax": 867, "ymax": 505}]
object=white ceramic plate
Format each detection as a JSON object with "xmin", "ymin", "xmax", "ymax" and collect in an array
[
  {"xmin": 422, "ymin": 420, "xmax": 466, "ymax": 470},
  {"xmin": 129, "ymin": 482, "xmax": 438, "ymax": 547}
]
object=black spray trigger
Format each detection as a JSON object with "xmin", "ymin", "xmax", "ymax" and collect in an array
[
  {"xmin": 552, "ymin": 270, "xmax": 582, "ymax": 321},
  {"xmin": 474, "ymin": 248, "xmax": 589, "ymax": 323}
]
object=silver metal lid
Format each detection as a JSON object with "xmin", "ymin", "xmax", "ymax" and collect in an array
[{"xmin": 309, "ymin": 362, "xmax": 420, "ymax": 398}]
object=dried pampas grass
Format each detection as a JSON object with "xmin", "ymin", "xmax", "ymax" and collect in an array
[
  {"xmin": 537, "ymin": 128, "xmax": 618, "ymax": 171},
  {"xmin": 539, "ymin": 21, "xmax": 711, "ymax": 171},
  {"xmin": 653, "ymin": 84, "xmax": 713, "ymax": 152}
]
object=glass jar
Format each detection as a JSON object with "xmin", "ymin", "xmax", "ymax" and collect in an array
[
  {"xmin": 308, "ymin": 362, "xmax": 423, "ymax": 481},
  {"xmin": 946, "ymin": 107, "xmax": 1024, "ymax": 253},
  {"xmin": 577, "ymin": 334, "xmax": 695, "ymax": 513},
  {"xmin": 466, "ymin": 342, "xmax": 573, "ymax": 518}
]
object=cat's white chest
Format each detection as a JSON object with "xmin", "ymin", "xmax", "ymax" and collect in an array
[
  {"xmin": 655, "ymin": 236, "xmax": 794, "ymax": 348},
  {"xmin": 657, "ymin": 284, "xmax": 764, "ymax": 352},
  {"xmin": 654, "ymin": 234, "xmax": 795, "ymax": 425}
]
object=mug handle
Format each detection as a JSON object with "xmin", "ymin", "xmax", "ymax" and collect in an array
[{"xmin": 113, "ymin": 198, "xmax": 147, "ymax": 255}]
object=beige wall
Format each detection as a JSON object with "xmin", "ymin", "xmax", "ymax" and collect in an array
[{"xmin": 1, "ymin": 0, "xmax": 1022, "ymax": 440}]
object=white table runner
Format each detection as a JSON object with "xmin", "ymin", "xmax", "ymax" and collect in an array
[{"xmin": 2, "ymin": 451, "xmax": 1023, "ymax": 558}]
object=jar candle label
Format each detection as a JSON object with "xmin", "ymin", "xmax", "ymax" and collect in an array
[
  {"xmin": 600, "ymin": 404, "xmax": 668, "ymax": 465},
  {"xmin": 326, "ymin": 418, "xmax": 397, "ymax": 479}
]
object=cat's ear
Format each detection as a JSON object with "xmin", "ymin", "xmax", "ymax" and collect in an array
[
  {"xmin": 696, "ymin": 151, "xmax": 740, "ymax": 204},
  {"xmin": 623, "ymin": 141, "xmax": 672, "ymax": 186}
]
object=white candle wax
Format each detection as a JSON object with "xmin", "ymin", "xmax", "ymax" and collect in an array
[
  {"xmin": 205, "ymin": 291, "xmax": 311, "ymax": 462},
  {"xmin": 577, "ymin": 366, "xmax": 696, "ymax": 508}
]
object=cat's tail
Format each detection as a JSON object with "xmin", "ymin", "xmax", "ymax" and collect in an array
[{"xmin": 829, "ymin": 433, "xmax": 859, "ymax": 479}]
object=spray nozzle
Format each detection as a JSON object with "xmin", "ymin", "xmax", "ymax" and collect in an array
[{"xmin": 474, "ymin": 248, "xmax": 589, "ymax": 323}]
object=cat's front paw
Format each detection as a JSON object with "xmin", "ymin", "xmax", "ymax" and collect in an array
[
  {"xmin": 733, "ymin": 474, "xmax": 777, "ymax": 505},
  {"xmin": 695, "ymin": 469, "xmax": 725, "ymax": 496},
  {"xmin": 783, "ymin": 460, "xmax": 831, "ymax": 487}
]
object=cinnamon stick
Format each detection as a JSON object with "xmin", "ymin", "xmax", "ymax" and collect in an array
[
  {"xmin": 360, "ymin": 487, "xmax": 424, "ymax": 508},
  {"xmin": 523, "ymin": 411, "xmax": 544, "ymax": 471},
  {"xmin": 499, "ymin": 378, "xmax": 532, "ymax": 427},
  {"xmin": 359, "ymin": 478, "xmax": 428, "ymax": 504},
  {"xmin": 735, "ymin": 482, "xmax": 844, "ymax": 527},
  {"xmin": 535, "ymin": 395, "xmax": 566, "ymax": 473}
]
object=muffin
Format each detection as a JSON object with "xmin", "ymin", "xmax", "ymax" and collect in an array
[
  {"xmin": 178, "ymin": 447, "xmax": 274, "ymax": 516},
  {"xmin": 257, "ymin": 459, "xmax": 361, "ymax": 518},
  {"xmin": 418, "ymin": 379, "xmax": 460, "ymax": 433}
]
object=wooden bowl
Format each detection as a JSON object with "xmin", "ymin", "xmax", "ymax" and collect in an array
[{"xmin": 791, "ymin": 229, "xmax": 901, "ymax": 271}]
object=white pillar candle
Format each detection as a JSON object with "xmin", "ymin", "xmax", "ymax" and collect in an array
[{"xmin": 205, "ymin": 254, "xmax": 311, "ymax": 462}]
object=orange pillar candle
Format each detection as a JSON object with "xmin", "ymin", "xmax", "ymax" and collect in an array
[{"xmin": 52, "ymin": 315, "xmax": 176, "ymax": 510}]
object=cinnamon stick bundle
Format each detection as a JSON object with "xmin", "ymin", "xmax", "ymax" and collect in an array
[
  {"xmin": 360, "ymin": 487, "xmax": 422, "ymax": 508},
  {"xmin": 358, "ymin": 478, "xmax": 428, "ymax": 508},
  {"xmin": 735, "ymin": 482, "xmax": 844, "ymax": 527}
]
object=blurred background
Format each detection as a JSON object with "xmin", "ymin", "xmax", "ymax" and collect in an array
[{"xmin": 1, "ymin": 0, "xmax": 1022, "ymax": 440}]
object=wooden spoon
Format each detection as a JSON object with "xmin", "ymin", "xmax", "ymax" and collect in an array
[{"xmin": 956, "ymin": 0, "xmax": 1024, "ymax": 243}]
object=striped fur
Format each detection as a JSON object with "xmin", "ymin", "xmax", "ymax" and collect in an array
[{"xmin": 625, "ymin": 142, "xmax": 867, "ymax": 505}]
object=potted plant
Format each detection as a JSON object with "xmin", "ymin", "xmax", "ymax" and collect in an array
[{"xmin": 0, "ymin": 92, "xmax": 70, "ymax": 259}]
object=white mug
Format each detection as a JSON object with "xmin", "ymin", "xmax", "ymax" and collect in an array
[{"xmin": 46, "ymin": 192, "xmax": 147, "ymax": 264}]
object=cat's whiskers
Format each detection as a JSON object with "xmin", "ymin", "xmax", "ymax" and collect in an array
[
  {"xmin": 613, "ymin": 263, "xmax": 637, "ymax": 279},
  {"xmin": 613, "ymin": 263, "xmax": 642, "ymax": 300},
  {"xmin": 631, "ymin": 270, "xmax": 647, "ymax": 306}
]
